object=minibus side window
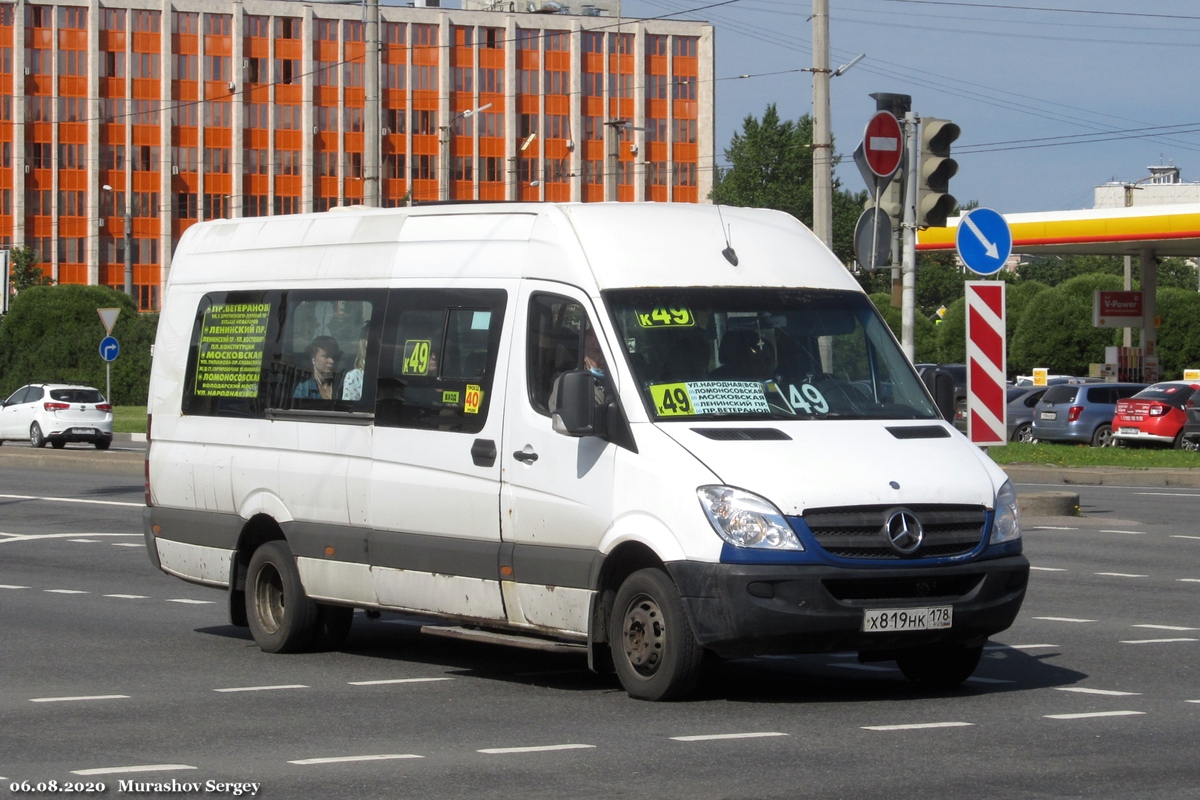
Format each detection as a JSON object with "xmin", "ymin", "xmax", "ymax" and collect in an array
[
  {"xmin": 526, "ymin": 293, "xmax": 600, "ymax": 416},
  {"xmin": 374, "ymin": 289, "xmax": 507, "ymax": 433}
]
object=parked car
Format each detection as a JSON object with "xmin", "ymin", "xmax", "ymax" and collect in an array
[
  {"xmin": 1006, "ymin": 386, "xmax": 1047, "ymax": 443},
  {"xmin": 1031, "ymin": 382, "xmax": 1146, "ymax": 447},
  {"xmin": 0, "ymin": 383, "xmax": 114, "ymax": 449},
  {"xmin": 1111, "ymin": 381, "xmax": 1199, "ymax": 449},
  {"xmin": 1181, "ymin": 391, "xmax": 1200, "ymax": 452}
]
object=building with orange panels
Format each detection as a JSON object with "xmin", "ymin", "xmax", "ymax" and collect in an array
[{"xmin": 0, "ymin": 1, "xmax": 714, "ymax": 310}]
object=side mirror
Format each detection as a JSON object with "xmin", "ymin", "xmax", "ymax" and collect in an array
[
  {"xmin": 922, "ymin": 368, "xmax": 958, "ymax": 424},
  {"xmin": 551, "ymin": 370, "xmax": 602, "ymax": 437}
]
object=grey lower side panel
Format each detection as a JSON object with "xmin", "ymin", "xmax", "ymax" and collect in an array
[{"xmin": 147, "ymin": 506, "xmax": 600, "ymax": 589}]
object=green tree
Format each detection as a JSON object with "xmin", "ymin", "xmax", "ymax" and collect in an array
[
  {"xmin": 711, "ymin": 103, "xmax": 863, "ymax": 265},
  {"xmin": 7, "ymin": 245, "xmax": 55, "ymax": 292},
  {"xmin": 935, "ymin": 296, "xmax": 966, "ymax": 364},
  {"xmin": 0, "ymin": 284, "xmax": 157, "ymax": 405},
  {"xmin": 1016, "ymin": 254, "xmax": 1121, "ymax": 286},
  {"xmin": 1154, "ymin": 257, "xmax": 1199, "ymax": 291},
  {"xmin": 1153, "ymin": 287, "xmax": 1200, "ymax": 377},
  {"xmin": 869, "ymin": 293, "xmax": 938, "ymax": 362},
  {"xmin": 1010, "ymin": 273, "xmax": 1123, "ymax": 376}
]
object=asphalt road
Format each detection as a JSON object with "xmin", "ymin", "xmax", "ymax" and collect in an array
[{"xmin": 2, "ymin": 458, "xmax": 1199, "ymax": 799}]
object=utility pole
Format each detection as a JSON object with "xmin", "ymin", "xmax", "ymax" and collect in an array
[
  {"xmin": 362, "ymin": 0, "xmax": 381, "ymax": 207},
  {"xmin": 811, "ymin": 0, "xmax": 832, "ymax": 248},
  {"xmin": 900, "ymin": 111, "xmax": 919, "ymax": 358},
  {"xmin": 123, "ymin": 210, "xmax": 133, "ymax": 299}
]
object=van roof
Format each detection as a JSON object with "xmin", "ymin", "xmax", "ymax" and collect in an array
[{"xmin": 168, "ymin": 203, "xmax": 858, "ymax": 294}]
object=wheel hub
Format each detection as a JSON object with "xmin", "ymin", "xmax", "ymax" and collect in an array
[{"xmin": 622, "ymin": 595, "xmax": 665, "ymax": 674}]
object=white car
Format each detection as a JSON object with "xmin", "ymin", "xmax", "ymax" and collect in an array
[{"xmin": 0, "ymin": 383, "xmax": 114, "ymax": 450}]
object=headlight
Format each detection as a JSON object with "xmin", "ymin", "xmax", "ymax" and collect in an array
[
  {"xmin": 990, "ymin": 479, "xmax": 1022, "ymax": 545},
  {"xmin": 697, "ymin": 486, "xmax": 803, "ymax": 551}
]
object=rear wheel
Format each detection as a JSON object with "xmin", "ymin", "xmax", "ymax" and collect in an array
[
  {"xmin": 51, "ymin": 440, "xmax": 67, "ymax": 449},
  {"xmin": 1091, "ymin": 423, "xmax": 1113, "ymax": 448},
  {"xmin": 1172, "ymin": 430, "xmax": 1186, "ymax": 450},
  {"xmin": 896, "ymin": 643, "xmax": 983, "ymax": 689},
  {"xmin": 245, "ymin": 540, "xmax": 318, "ymax": 653},
  {"xmin": 29, "ymin": 423, "xmax": 45, "ymax": 448},
  {"xmin": 610, "ymin": 568, "xmax": 704, "ymax": 701},
  {"xmin": 1011, "ymin": 423, "xmax": 1033, "ymax": 443}
]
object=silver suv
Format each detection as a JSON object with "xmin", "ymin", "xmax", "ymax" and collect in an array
[
  {"xmin": 1031, "ymin": 382, "xmax": 1145, "ymax": 447},
  {"xmin": 0, "ymin": 384, "xmax": 114, "ymax": 449}
]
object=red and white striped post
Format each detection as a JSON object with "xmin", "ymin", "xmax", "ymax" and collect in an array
[{"xmin": 965, "ymin": 281, "xmax": 1007, "ymax": 445}]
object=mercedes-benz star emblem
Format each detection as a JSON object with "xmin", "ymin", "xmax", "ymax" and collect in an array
[{"xmin": 884, "ymin": 509, "xmax": 924, "ymax": 555}]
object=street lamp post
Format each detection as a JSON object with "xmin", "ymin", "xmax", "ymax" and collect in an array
[
  {"xmin": 439, "ymin": 102, "xmax": 492, "ymax": 202},
  {"xmin": 101, "ymin": 184, "xmax": 133, "ymax": 299}
]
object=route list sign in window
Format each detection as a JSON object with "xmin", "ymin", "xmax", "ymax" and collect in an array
[{"xmin": 194, "ymin": 303, "xmax": 271, "ymax": 397}]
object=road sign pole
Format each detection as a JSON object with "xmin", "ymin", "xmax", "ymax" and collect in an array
[
  {"xmin": 900, "ymin": 112, "xmax": 920, "ymax": 359},
  {"xmin": 106, "ymin": 362, "xmax": 111, "ymax": 407}
]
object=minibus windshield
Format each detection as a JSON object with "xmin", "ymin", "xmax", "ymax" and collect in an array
[{"xmin": 605, "ymin": 288, "xmax": 940, "ymax": 422}]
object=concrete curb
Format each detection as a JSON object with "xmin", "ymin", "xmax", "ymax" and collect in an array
[
  {"xmin": 1018, "ymin": 491, "xmax": 1080, "ymax": 517},
  {"xmin": 1003, "ymin": 463, "xmax": 1200, "ymax": 488}
]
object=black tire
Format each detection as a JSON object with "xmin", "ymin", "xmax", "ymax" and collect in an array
[
  {"xmin": 30, "ymin": 423, "xmax": 46, "ymax": 448},
  {"xmin": 1091, "ymin": 423, "xmax": 1113, "ymax": 448},
  {"xmin": 51, "ymin": 440, "xmax": 67, "ymax": 449},
  {"xmin": 94, "ymin": 439, "xmax": 111, "ymax": 451},
  {"xmin": 311, "ymin": 604, "xmax": 354, "ymax": 651},
  {"xmin": 1011, "ymin": 423, "xmax": 1033, "ymax": 444},
  {"xmin": 896, "ymin": 643, "xmax": 983, "ymax": 689},
  {"xmin": 245, "ymin": 540, "xmax": 318, "ymax": 654},
  {"xmin": 1172, "ymin": 430, "xmax": 1185, "ymax": 450},
  {"xmin": 610, "ymin": 568, "xmax": 704, "ymax": 701}
]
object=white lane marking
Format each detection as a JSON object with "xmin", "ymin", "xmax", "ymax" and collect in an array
[
  {"xmin": 0, "ymin": 494, "xmax": 143, "ymax": 508},
  {"xmin": 1121, "ymin": 638, "xmax": 1198, "ymax": 645},
  {"xmin": 1179, "ymin": 579, "xmax": 1200, "ymax": 583},
  {"xmin": 1171, "ymin": 536, "xmax": 1200, "ymax": 541},
  {"xmin": 289, "ymin": 754, "xmax": 423, "ymax": 766},
  {"xmin": 45, "ymin": 589, "xmax": 89, "ymax": 594},
  {"xmin": 69, "ymin": 538, "xmax": 101, "ymax": 543},
  {"xmin": 348, "ymin": 678, "xmax": 454, "ymax": 686},
  {"xmin": 1029, "ymin": 526, "xmax": 1077, "ymax": 531},
  {"xmin": 478, "ymin": 744, "xmax": 595, "ymax": 755},
  {"xmin": 985, "ymin": 644, "xmax": 1058, "ymax": 651},
  {"xmin": 1056, "ymin": 687, "xmax": 1141, "ymax": 697},
  {"xmin": 1034, "ymin": 617, "xmax": 1096, "ymax": 623},
  {"xmin": 214, "ymin": 684, "xmax": 310, "ymax": 693},
  {"xmin": 671, "ymin": 732, "xmax": 789, "ymax": 742},
  {"xmin": 1044, "ymin": 711, "xmax": 1145, "ymax": 720},
  {"xmin": 1136, "ymin": 492, "xmax": 1200, "ymax": 497},
  {"xmin": 831, "ymin": 663, "xmax": 896, "ymax": 672},
  {"xmin": 72, "ymin": 765, "xmax": 196, "ymax": 776},
  {"xmin": 862, "ymin": 722, "xmax": 974, "ymax": 731},
  {"xmin": 1096, "ymin": 572, "xmax": 1148, "ymax": 578},
  {"xmin": 112, "ymin": 542, "xmax": 144, "ymax": 547},
  {"xmin": 0, "ymin": 533, "xmax": 142, "ymax": 545},
  {"xmin": 1187, "ymin": 700, "xmax": 1200, "ymax": 704},
  {"xmin": 0, "ymin": 584, "xmax": 30, "ymax": 589},
  {"xmin": 1133, "ymin": 624, "xmax": 1200, "ymax": 631},
  {"xmin": 1031, "ymin": 566, "xmax": 1067, "ymax": 572},
  {"xmin": 104, "ymin": 594, "xmax": 149, "ymax": 600},
  {"xmin": 1100, "ymin": 530, "xmax": 1145, "ymax": 535},
  {"xmin": 30, "ymin": 695, "xmax": 130, "ymax": 703},
  {"xmin": 166, "ymin": 599, "xmax": 216, "ymax": 604}
]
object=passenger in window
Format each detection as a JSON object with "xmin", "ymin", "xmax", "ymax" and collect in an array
[
  {"xmin": 293, "ymin": 335, "xmax": 341, "ymax": 400},
  {"xmin": 341, "ymin": 324, "xmax": 370, "ymax": 401}
]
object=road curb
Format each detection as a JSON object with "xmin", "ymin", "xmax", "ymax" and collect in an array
[
  {"xmin": 1003, "ymin": 463, "xmax": 1200, "ymax": 488},
  {"xmin": 1018, "ymin": 491, "xmax": 1079, "ymax": 517}
]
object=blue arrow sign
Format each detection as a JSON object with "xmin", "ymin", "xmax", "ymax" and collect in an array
[
  {"xmin": 956, "ymin": 208, "xmax": 1012, "ymax": 276},
  {"xmin": 100, "ymin": 335, "xmax": 120, "ymax": 362}
]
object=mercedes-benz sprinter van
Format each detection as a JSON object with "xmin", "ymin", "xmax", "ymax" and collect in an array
[{"xmin": 144, "ymin": 203, "xmax": 1028, "ymax": 700}]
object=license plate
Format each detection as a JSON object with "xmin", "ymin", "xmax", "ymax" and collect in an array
[
  {"xmin": 863, "ymin": 607, "xmax": 952, "ymax": 632},
  {"xmin": 1039, "ymin": 411, "xmax": 1055, "ymax": 420},
  {"xmin": 70, "ymin": 427, "xmax": 94, "ymax": 435},
  {"xmin": 1120, "ymin": 427, "xmax": 1138, "ymax": 434}
]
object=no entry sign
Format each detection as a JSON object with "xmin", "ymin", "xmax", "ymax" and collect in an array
[{"xmin": 862, "ymin": 111, "xmax": 903, "ymax": 178}]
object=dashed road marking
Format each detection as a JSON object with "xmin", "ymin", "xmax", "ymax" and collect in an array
[
  {"xmin": 1121, "ymin": 638, "xmax": 1198, "ymax": 645},
  {"xmin": 72, "ymin": 765, "xmax": 196, "ymax": 776},
  {"xmin": 0, "ymin": 494, "xmax": 143, "ymax": 508},
  {"xmin": 671, "ymin": 732, "xmax": 788, "ymax": 742},
  {"xmin": 1133, "ymin": 624, "xmax": 1199, "ymax": 631},
  {"xmin": 348, "ymin": 678, "xmax": 454, "ymax": 686},
  {"xmin": 0, "ymin": 584, "xmax": 30, "ymax": 589},
  {"xmin": 1030, "ymin": 566, "xmax": 1067, "ymax": 572},
  {"xmin": 69, "ymin": 538, "xmax": 101, "ymax": 543},
  {"xmin": 214, "ymin": 684, "xmax": 309, "ymax": 693},
  {"xmin": 166, "ymin": 599, "xmax": 216, "ymax": 604},
  {"xmin": 30, "ymin": 695, "xmax": 130, "ymax": 703},
  {"xmin": 1056, "ymin": 687, "xmax": 1141, "ymax": 696},
  {"xmin": 1171, "ymin": 536, "xmax": 1200, "ymax": 541},
  {"xmin": 1029, "ymin": 526, "xmax": 1077, "ymax": 531},
  {"xmin": 104, "ymin": 594, "xmax": 148, "ymax": 600},
  {"xmin": 1100, "ymin": 530, "xmax": 1145, "ymax": 535},
  {"xmin": 1179, "ymin": 579, "xmax": 1200, "ymax": 583},
  {"xmin": 1095, "ymin": 572, "xmax": 1147, "ymax": 578},
  {"xmin": 289, "ymin": 754, "xmax": 423, "ymax": 766},
  {"xmin": 1034, "ymin": 617, "xmax": 1096, "ymax": 623},
  {"xmin": 112, "ymin": 542, "xmax": 144, "ymax": 547},
  {"xmin": 1044, "ymin": 711, "xmax": 1145, "ymax": 720},
  {"xmin": 45, "ymin": 589, "xmax": 88, "ymax": 594},
  {"xmin": 478, "ymin": 744, "xmax": 595, "ymax": 755},
  {"xmin": 862, "ymin": 722, "xmax": 973, "ymax": 731},
  {"xmin": 0, "ymin": 532, "xmax": 142, "ymax": 545}
]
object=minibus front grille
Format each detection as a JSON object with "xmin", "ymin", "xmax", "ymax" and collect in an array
[{"xmin": 797, "ymin": 505, "xmax": 987, "ymax": 560}]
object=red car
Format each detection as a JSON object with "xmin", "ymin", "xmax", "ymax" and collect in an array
[{"xmin": 1111, "ymin": 381, "xmax": 1199, "ymax": 448}]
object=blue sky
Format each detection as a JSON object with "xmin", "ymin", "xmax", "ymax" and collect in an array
[{"xmin": 622, "ymin": 0, "xmax": 1200, "ymax": 214}]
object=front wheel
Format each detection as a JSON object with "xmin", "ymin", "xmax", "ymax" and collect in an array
[
  {"xmin": 30, "ymin": 423, "xmax": 46, "ymax": 448},
  {"xmin": 896, "ymin": 643, "xmax": 983, "ymax": 689},
  {"xmin": 610, "ymin": 568, "xmax": 704, "ymax": 701},
  {"xmin": 245, "ymin": 540, "xmax": 318, "ymax": 653},
  {"xmin": 1091, "ymin": 423, "xmax": 1113, "ymax": 448}
]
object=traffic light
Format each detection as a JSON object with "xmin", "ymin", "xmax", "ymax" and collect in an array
[
  {"xmin": 917, "ymin": 118, "xmax": 960, "ymax": 228},
  {"xmin": 864, "ymin": 165, "xmax": 905, "ymax": 243}
]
